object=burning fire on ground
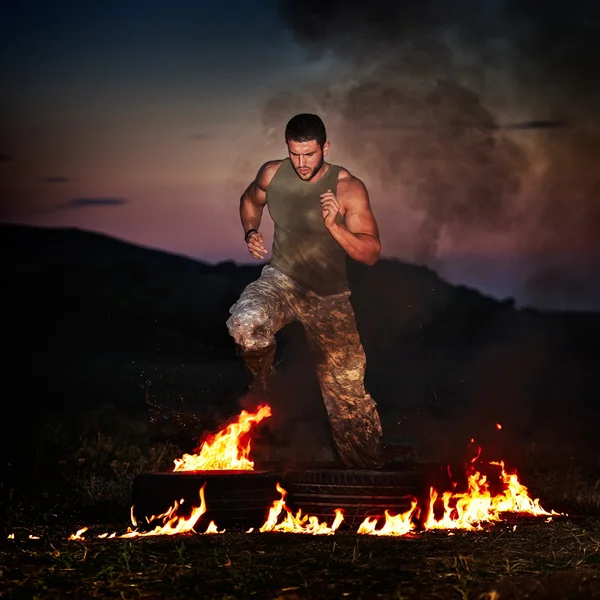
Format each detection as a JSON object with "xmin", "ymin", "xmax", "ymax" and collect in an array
[
  {"xmin": 260, "ymin": 483, "xmax": 344, "ymax": 535},
  {"xmin": 173, "ymin": 404, "xmax": 272, "ymax": 471},
  {"xmin": 68, "ymin": 484, "xmax": 223, "ymax": 540},
  {"xmin": 423, "ymin": 459, "xmax": 557, "ymax": 532},
  {"xmin": 58, "ymin": 410, "xmax": 561, "ymax": 541}
]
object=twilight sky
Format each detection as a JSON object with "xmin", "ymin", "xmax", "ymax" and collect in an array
[{"xmin": 2, "ymin": 0, "xmax": 600, "ymax": 311}]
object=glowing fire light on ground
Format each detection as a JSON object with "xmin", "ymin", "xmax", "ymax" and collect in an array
[
  {"xmin": 68, "ymin": 484, "xmax": 222, "ymax": 540},
  {"xmin": 260, "ymin": 483, "xmax": 344, "ymax": 535},
  {"xmin": 63, "ymin": 410, "xmax": 561, "ymax": 541},
  {"xmin": 173, "ymin": 405, "xmax": 272, "ymax": 471},
  {"xmin": 423, "ymin": 459, "xmax": 559, "ymax": 532},
  {"xmin": 357, "ymin": 501, "xmax": 418, "ymax": 536},
  {"xmin": 358, "ymin": 449, "xmax": 560, "ymax": 536}
]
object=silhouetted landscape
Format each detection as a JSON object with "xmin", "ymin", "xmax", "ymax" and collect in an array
[
  {"xmin": 3, "ymin": 222, "xmax": 600, "ymax": 469},
  {"xmin": 3, "ymin": 222, "xmax": 600, "ymax": 599}
]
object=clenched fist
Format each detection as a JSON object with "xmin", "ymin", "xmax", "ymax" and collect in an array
[
  {"xmin": 246, "ymin": 231, "xmax": 268, "ymax": 260},
  {"xmin": 320, "ymin": 188, "xmax": 340, "ymax": 229}
]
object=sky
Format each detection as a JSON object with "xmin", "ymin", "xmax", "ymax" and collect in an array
[{"xmin": 2, "ymin": 0, "xmax": 600, "ymax": 311}]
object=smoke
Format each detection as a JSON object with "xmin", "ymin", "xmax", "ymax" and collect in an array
[{"xmin": 263, "ymin": 0, "xmax": 600, "ymax": 307}]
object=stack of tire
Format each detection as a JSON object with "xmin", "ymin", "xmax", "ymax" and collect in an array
[
  {"xmin": 131, "ymin": 465, "xmax": 434, "ymax": 532},
  {"xmin": 281, "ymin": 467, "xmax": 430, "ymax": 528},
  {"xmin": 131, "ymin": 470, "xmax": 281, "ymax": 531}
]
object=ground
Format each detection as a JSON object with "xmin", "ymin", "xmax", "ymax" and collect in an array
[
  {"xmin": 3, "ymin": 351, "xmax": 600, "ymax": 599},
  {"xmin": 3, "ymin": 439, "xmax": 600, "ymax": 600},
  {"xmin": 3, "ymin": 513, "xmax": 600, "ymax": 599}
]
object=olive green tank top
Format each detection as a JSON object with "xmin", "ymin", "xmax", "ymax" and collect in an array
[{"xmin": 266, "ymin": 158, "xmax": 349, "ymax": 296}]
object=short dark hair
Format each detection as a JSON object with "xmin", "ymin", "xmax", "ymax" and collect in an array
[{"xmin": 285, "ymin": 113, "xmax": 327, "ymax": 147}]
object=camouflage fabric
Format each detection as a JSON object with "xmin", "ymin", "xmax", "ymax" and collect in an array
[{"xmin": 227, "ymin": 265, "xmax": 383, "ymax": 469}]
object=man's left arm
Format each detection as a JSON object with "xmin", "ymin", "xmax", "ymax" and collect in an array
[{"xmin": 320, "ymin": 177, "xmax": 381, "ymax": 266}]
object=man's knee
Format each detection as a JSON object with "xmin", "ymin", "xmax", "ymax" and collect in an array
[{"xmin": 226, "ymin": 303, "xmax": 273, "ymax": 351}]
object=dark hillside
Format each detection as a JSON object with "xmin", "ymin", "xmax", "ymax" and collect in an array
[{"xmin": 2, "ymin": 223, "xmax": 599, "ymax": 472}]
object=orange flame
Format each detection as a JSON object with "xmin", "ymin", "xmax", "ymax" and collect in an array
[
  {"xmin": 357, "ymin": 500, "xmax": 418, "ymax": 536},
  {"xmin": 68, "ymin": 484, "xmax": 223, "ymax": 540},
  {"xmin": 424, "ymin": 460, "xmax": 558, "ymax": 531},
  {"xmin": 173, "ymin": 405, "xmax": 272, "ymax": 471},
  {"xmin": 260, "ymin": 483, "xmax": 344, "ymax": 535}
]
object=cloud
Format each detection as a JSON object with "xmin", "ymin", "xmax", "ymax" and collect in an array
[
  {"xmin": 61, "ymin": 197, "xmax": 129, "ymax": 209},
  {"xmin": 265, "ymin": 0, "xmax": 600, "ymax": 308},
  {"xmin": 40, "ymin": 176, "xmax": 71, "ymax": 183},
  {"xmin": 191, "ymin": 133, "xmax": 210, "ymax": 140}
]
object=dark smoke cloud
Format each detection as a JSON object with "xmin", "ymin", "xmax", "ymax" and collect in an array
[{"xmin": 266, "ymin": 0, "xmax": 600, "ymax": 306}]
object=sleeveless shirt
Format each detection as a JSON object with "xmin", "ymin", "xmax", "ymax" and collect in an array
[{"xmin": 266, "ymin": 158, "xmax": 349, "ymax": 296}]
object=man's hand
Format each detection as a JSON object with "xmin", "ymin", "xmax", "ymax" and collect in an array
[
  {"xmin": 247, "ymin": 231, "xmax": 269, "ymax": 260},
  {"xmin": 320, "ymin": 188, "xmax": 340, "ymax": 229}
]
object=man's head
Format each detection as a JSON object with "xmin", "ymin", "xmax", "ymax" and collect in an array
[{"xmin": 285, "ymin": 113, "xmax": 330, "ymax": 181}]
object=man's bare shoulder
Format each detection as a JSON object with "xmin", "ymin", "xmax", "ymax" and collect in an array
[
  {"xmin": 337, "ymin": 167, "xmax": 368, "ymax": 195},
  {"xmin": 256, "ymin": 160, "xmax": 284, "ymax": 190}
]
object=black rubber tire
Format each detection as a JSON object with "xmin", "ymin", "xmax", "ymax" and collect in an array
[
  {"xmin": 131, "ymin": 470, "xmax": 282, "ymax": 531},
  {"xmin": 282, "ymin": 467, "xmax": 430, "ymax": 528}
]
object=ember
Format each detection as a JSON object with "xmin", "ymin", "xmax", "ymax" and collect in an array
[{"xmin": 173, "ymin": 404, "xmax": 271, "ymax": 471}]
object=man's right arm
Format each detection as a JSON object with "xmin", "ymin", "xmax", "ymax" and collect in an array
[{"xmin": 240, "ymin": 160, "xmax": 280, "ymax": 259}]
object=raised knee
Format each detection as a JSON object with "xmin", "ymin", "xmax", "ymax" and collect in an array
[{"xmin": 226, "ymin": 305, "xmax": 272, "ymax": 350}]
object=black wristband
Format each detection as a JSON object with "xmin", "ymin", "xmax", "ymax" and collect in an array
[{"xmin": 244, "ymin": 229, "xmax": 258, "ymax": 243}]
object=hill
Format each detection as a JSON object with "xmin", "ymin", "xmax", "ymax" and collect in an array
[{"xmin": 2, "ymin": 223, "xmax": 600, "ymax": 467}]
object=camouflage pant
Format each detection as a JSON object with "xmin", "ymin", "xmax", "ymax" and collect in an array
[{"xmin": 226, "ymin": 265, "xmax": 383, "ymax": 469}]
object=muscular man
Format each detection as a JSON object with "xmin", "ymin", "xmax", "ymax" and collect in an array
[{"xmin": 226, "ymin": 113, "xmax": 383, "ymax": 469}]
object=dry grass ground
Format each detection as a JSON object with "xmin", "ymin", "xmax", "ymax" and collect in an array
[
  {"xmin": 2, "ymin": 514, "xmax": 600, "ymax": 599},
  {"xmin": 3, "ymin": 355, "xmax": 600, "ymax": 599},
  {"xmin": 3, "ymin": 450, "xmax": 600, "ymax": 600}
]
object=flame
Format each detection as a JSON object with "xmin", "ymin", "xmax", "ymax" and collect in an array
[
  {"xmin": 260, "ymin": 483, "xmax": 344, "ymax": 535},
  {"xmin": 68, "ymin": 527, "xmax": 88, "ymax": 540},
  {"xmin": 424, "ymin": 460, "xmax": 558, "ymax": 531},
  {"xmin": 357, "ymin": 500, "xmax": 418, "ymax": 536},
  {"xmin": 173, "ymin": 405, "xmax": 272, "ymax": 471},
  {"xmin": 68, "ymin": 484, "xmax": 222, "ymax": 540}
]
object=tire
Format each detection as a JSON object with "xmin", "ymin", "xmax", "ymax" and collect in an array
[
  {"xmin": 131, "ymin": 470, "xmax": 281, "ymax": 531},
  {"xmin": 282, "ymin": 467, "xmax": 431, "ymax": 528}
]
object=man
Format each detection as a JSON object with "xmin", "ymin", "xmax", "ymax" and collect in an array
[{"xmin": 226, "ymin": 113, "xmax": 383, "ymax": 469}]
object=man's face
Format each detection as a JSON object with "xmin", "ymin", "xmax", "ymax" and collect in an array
[{"xmin": 287, "ymin": 139, "xmax": 330, "ymax": 181}]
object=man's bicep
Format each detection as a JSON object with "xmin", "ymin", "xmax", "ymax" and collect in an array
[
  {"xmin": 250, "ymin": 180, "xmax": 268, "ymax": 206},
  {"xmin": 344, "ymin": 183, "xmax": 380, "ymax": 238},
  {"xmin": 242, "ymin": 169, "xmax": 268, "ymax": 207}
]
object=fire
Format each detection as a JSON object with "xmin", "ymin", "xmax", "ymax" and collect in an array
[
  {"xmin": 357, "ymin": 500, "xmax": 418, "ymax": 536},
  {"xmin": 173, "ymin": 405, "xmax": 272, "ymax": 471},
  {"xmin": 63, "ymin": 416, "xmax": 560, "ymax": 542},
  {"xmin": 423, "ymin": 460, "xmax": 558, "ymax": 531},
  {"xmin": 260, "ymin": 483, "xmax": 344, "ymax": 535},
  {"xmin": 68, "ymin": 484, "xmax": 222, "ymax": 540}
]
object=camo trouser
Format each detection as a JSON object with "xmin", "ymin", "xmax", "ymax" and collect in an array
[{"xmin": 226, "ymin": 264, "xmax": 383, "ymax": 469}]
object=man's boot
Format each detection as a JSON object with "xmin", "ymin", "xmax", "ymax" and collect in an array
[{"xmin": 236, "ymin": 343, "xmax": 277, "ymax": 396}]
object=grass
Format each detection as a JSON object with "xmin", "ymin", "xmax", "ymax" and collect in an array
[
  {"xmin": 3, "ymin": 515, "xmax": 600, "ymax": 599},
  {"xmin": 4, "ymin": 380, "xmax": 600, "ymax": 599}
]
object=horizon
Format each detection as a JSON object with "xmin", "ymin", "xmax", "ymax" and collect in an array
[
  {"xmin": 2, "ymin": 1, "xmax": 599, "ymax": 311},
  {"xmin": 6, "ymin": 220, "xmax": 599, "ymax": 316}
]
